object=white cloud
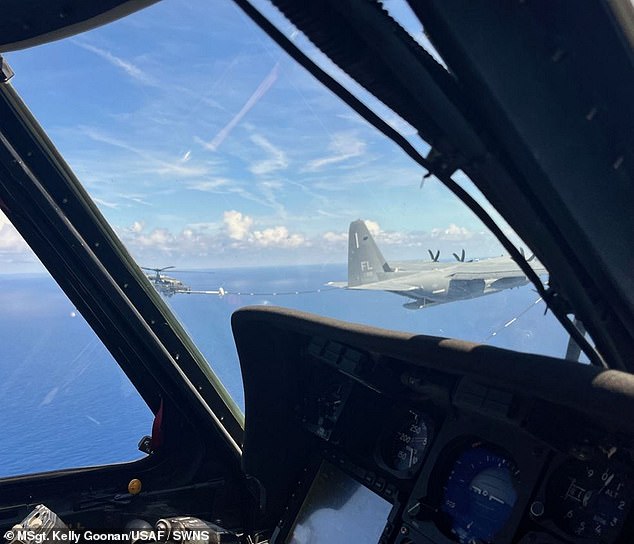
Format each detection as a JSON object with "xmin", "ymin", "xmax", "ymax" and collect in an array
[
  {"xmin": 376, "ymin": 230, "xmax": 411, "ymax": 245},
  {"xmin": 222, "ymin": 210, "xmax": 304, "ymax": 247},
  {"xmin": 136, "ymin": 228, "xmax": 175, "ymax": 249},
  {"xmin": 249, "ymin": 134, "xmax": 288, "ymax": 175},
  {"xmin": 252, "ymin": 226, "xmax": 305, "ymax": 248},
  {"xmin": 93, "ymin": 197, "xmax": 119, "ymax": 209},
  {"xmin": 187, "ymin": 178, "xmax": 230, "ymax": 192},
  {"xmin": 82, "ymin": 127, "xmax": 208, "ymax": 178},
  {"xmin": 131, "ymin": 221, "xmax": 144, "ymax": 234},
  {"xmin": 73, "ymin": 41, "xmax": 157, "ymax": 87},
  {"xmin": 305, "ymin": 132, "xmax": 366, "ymax": 171},
  {"xmin": 364, "ymin": 219, "xmax": 381, "ymax": 236},
  {"xmin": 223, "ymin": 210, "xmax": 253, "ymax": 241},
  {"xmin": 323, "ymin": 231, "xmax": 347, "ymax": 243},
  {"xmin": 431, "ymin": 223, "xmax": 473, "ymax": 241},
  {"xmin": 0, "ymin": 211, "xmax": 30, "ymax": 253},
  {"xmin": 117, "ymin": 193, "xmax": 152, "ymax": 207},
  {"xmin": 199, "ymin": 63, "xmax": 280, "ymax": 151}
]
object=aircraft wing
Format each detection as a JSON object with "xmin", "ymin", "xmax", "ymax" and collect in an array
[
  {"xmin": 328, "ymin": 278, "xmax": 418, "ymax": 291},
  {"xmin": 448, "ymin": 259, "xmax": 547, "ymax": 281},
  {"xmin": 326, "ymin": 281, "xmax": 349, "ymax": 288},
  {"xmin": 346, "ymin": 277, "xmax": 420, "ymax": 292}
]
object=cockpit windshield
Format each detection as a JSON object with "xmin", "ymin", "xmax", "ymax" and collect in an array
[{"xmin": 2, "ymin": 0, "xmax": 589, "ymax": 413}]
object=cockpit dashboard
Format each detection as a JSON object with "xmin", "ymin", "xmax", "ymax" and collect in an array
[{"xmin": 233, "ymin": 306, "xmax": 634, "ymax": 544}]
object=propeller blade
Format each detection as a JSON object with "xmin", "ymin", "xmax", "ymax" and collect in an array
[
  {"xmin": 452, "ymin": 252, "xmax": 461, "ymax": 262},
  {"xmin": 518, "ymin": 248, "xmax": 536, "ymax": 262},
  {"xmin": 428, "ymin": 249, "xmax": 435, "ymax": 261}
]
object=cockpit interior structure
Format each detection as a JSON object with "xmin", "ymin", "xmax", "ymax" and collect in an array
[{"xmin": 0, "ymin": 1, "xmax": 633, "ymax": 544}]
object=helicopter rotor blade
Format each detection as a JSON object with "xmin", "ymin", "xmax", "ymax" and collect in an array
[{"xmin": 141, "ymin": 265, "xmax": 176, "ymax": 273}]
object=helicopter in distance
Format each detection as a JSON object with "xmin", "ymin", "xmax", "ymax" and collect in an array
[{"xmin": 141, "ymin": 266, "xmax": 191, "ymax": 297}]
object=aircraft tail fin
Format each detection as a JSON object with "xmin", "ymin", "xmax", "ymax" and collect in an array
[{"xmin": 348, "ymin": 220, "xmax": 393, "ymax": 287}]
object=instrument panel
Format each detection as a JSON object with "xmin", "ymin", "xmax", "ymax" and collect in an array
[
  {"xmin": 232, "ymin": 307, "xmax": 634, "ymax": 544},
  {"xmin": 283, "ymin": 341, "xmax": 634, "ymax": 544}
]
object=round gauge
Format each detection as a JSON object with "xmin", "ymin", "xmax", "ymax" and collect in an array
[
  {"xmin": 438, "ymin": 442, "xmax": 520, "ymax": 544},
  {"xmin": 384, "ymin": 410, "xmax": 432, "ymax": 473},
  {"xmin": 546, "ymin": 457, "xmax": 633, "ymax": 540}
]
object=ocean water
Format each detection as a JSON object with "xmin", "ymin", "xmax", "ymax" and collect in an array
[{"xmin": 0, "ymin": 265, "xmax": 573, "ymax": 478}]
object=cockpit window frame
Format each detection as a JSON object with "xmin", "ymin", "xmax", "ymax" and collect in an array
[{"xmin": 0, "ymin": 80, "xmax": 244, "ymax": 451}]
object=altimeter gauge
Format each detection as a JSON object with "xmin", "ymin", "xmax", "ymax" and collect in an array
[{"xmin": 546, "ymin": 457, "xmax": 633, "ymax": 541}]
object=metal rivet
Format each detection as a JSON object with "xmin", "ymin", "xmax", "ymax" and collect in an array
[
  {"xmin": 123, "ymin": 283, "xmax": 129, "ymax": 289},
  {"xmin": 62, "ymin": 197, "xmax": 68, "ymax": 204},
  {"xmin": 94, "ymin": 242, "xmax": 100, "ymax": 247},
  {"xmin": 585, "ymin": 107, "xmax": 597, "ymax": 121}
]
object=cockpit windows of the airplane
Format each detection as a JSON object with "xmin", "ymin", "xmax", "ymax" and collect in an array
[
  {"xmin": 0, "ymin": 211, "xmax": 153, "ymax": 478},
  {"xmin": 4, "ymin": 0, "xmax": 592, "ymax": 413}
]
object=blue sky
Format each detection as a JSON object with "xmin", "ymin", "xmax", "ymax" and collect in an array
[
  {"xmin": 0, "ymin": 1, "xmax": 577, "ymax": 412},
  {"xmin": 0, "ymin": 0, "xmax": 521, "ymax": 271}
]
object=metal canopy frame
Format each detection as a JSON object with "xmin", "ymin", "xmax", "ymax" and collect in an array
[
  {"xmin": 409, "ymin": 0, "xmax": 634, "ymax": 368},
  {"xmin": 264, "ymin": 0, "xmax": 634, "ymax": 369},
  {"xmin": 0, "ymin": 82, "xmax": 244, "ymax": 455}
]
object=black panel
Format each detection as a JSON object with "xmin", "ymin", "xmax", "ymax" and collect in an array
[
  {"xmin": 232, "ymin": 306, "xmax": 634, "ymax": 543},
  {"xmin": 0, "ymin": 0, "xmax": 158, "ymax": 52}
]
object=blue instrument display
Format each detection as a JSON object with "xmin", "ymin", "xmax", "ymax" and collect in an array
[{"xmin": 439, "ymin": 442, "xmax": 520, "ymax": 543}]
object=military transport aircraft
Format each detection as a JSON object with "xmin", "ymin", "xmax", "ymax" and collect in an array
[
  {"xmin": 0, "ymin": 2, "xmax": 633, "ymax": 544},
  {"xmin": 330, "ymin": 220, "xmax": 546, "ymax": 309}
]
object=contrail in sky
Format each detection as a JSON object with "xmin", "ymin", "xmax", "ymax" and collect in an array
[{"xmin": 202, "ymin": 62, "xmax": 280, "ymax": 151}]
